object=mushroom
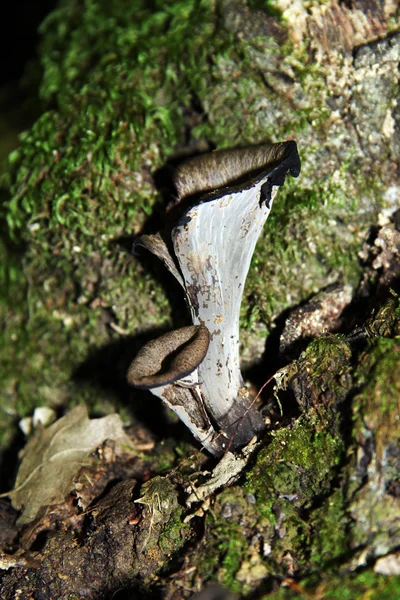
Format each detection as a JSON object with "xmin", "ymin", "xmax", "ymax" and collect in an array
[
  {"xmin": 128, "ymin": 141, "xmax": 301, "ymax": 455},
  {"xmin": 127, "ymin": 325, "xmax": 210, "ymax": 389},
  {"xmin": 128, "ymin": 325, "xmax": 226, "ymax": 455}
]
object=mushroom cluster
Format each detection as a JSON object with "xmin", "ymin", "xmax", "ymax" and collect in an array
[{"xmin": 128, "ymin": 141, "xmax": 301, "ymax": 455}]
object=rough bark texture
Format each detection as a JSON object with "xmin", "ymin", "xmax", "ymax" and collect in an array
[{"xmin": 0, "ymin": 0, "xmax": 399, "ymax": 598}]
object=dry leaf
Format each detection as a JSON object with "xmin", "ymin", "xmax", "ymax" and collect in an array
[{"xmin": 9, "ymin": 405, "xmax": 133, "ymax": 525}]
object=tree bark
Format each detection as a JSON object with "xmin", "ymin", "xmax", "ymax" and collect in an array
[{"xmin": 0, "ymin": 0, "xmax": 399, "ymax": 598}]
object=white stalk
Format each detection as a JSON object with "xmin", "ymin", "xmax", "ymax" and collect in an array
[{"xmin": 129, "ymin": 141, "xmax": 300, "ymax": 454}]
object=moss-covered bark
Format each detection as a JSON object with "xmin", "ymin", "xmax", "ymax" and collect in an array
[
  {"xmin": 0, "ymin": 0, "xmax": 399, "ymax": 598},
  {"xmin": 1, "ymin": 296, "xmax": 399, "ymax": 598}
]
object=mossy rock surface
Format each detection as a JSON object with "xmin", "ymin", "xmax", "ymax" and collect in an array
[
  {"xmin": 1, "ymin": 0, "xmax": 399, "ymax": 438},
  {"xmin": 0, "ymin": 1, "xmax": 399, "ymax": 598}
]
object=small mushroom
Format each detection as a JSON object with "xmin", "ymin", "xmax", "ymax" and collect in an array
[
  {"xmin": 128, "ymin": 325, "xmax": 226, "ymax": 454},
  {"xmin": 129, "ymin": 141, "xmax": 301, "ymax": 455},
  {"xmin": 127, "ymin": 325, "xmax": 210, "ymax": 388}
]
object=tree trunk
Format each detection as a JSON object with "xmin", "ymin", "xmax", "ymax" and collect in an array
[{"xmin": 0, "ymin": 0, "xmax": 399, "ymax": 598}]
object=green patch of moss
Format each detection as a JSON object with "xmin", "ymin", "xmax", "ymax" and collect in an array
[
  {"xmin": 313, "ymin": 570, "xmax": 400, "ymax": 600},
  {"xmin": 0, "ymin": 0, "xmax": 233, "ymax": 435},
  {"xmin": 218, "ymin": 534, "xmax": 247, "ymax": 592},
  {"xmin": 308, "ymin": 486, "xmax": 351, "ymax": 570},
  {"xmin": 0, "ymin": 0, "xmax": 395, "ymax": 459},
  {"xmin": 301, "ymin": 334, "xmax": 351, "ymax": 376},
  {"xmin": 354, "ymin": 298, "xmax": 400, "ymax": 420},
  {"xmin": 158, "ymin": 505, "xmax": 189, "ymax": 554},
  {"xmin": 246, "ymin": 414, "xmax": 344, "ymax": 511},
  {"xmin": 197, "ymin": 487, "xmax": 260, "ymax": 593},
  {"xmin": 256, "ymin": 569, "xmax": 400, "ymax": 599},
  {"xmin": 387, "ymin": 10, "xmax": 400, "ymax": 33},
  {"xmin": 195, "ymin": 409, "xmax": 346, "ymax": 593},
  {"xmin": 294, "ymin": 335, "xmax": 352, "ymax": 409},
  {"xmin": 200, "ymin": 515, "xmax": 248, "ymax": 593},
  {"xmin": 354, "ymin": 337, "xmax": 400, "ymax": 422},
  {"xmin": 242, "ymin": 163, "xmax": 371, "ymax": 331}
]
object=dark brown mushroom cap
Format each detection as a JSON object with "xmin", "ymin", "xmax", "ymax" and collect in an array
[
  {"xmin": 127, "ymin": 324, "xmax": 210, "ymax": 389},
  {"xmin": 174, "ymin": 140, "xmax": 300, "ymax": 200}
]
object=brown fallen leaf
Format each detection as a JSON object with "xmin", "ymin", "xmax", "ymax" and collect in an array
[{"xmin": 7, "ymin": 405, "xmax": 133, "ymax": 525}]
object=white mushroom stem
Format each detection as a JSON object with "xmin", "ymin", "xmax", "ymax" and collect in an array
[
  {"xmin": 149, "ymin": 381, "xmax": 228, "ymax": 455},
  {"xmin": 172, "ymin": 183, "xmax": 279, "ymax": 444},
  {"xmin": 129, "ymin": 141, "xmax": 301, "ymax": 454},
  {"xmin": 127, "ymin": 325, "xmax": 229, "ymax": 454}
]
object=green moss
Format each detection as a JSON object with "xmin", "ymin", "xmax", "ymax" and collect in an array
[
  {"xmin": 388, "ymin": 10, "xmax": 400, "ymax": 33},
  {"xmin": 296, "ymin": 335, "xmax": 352, "ymax": 405},
  {"xmin": 256, "ymin": 570, "xmax": 400, "ymax": 599},
  {"xmin": 309, "ymin": 486, "xmax": 351, "ymax": 570},
  {"xmin": 158, "ymin": 505, "xmax": 189, "ymax": 554},
  {"xmin": 314, "ymin": 571, "xmax": 400, "ymax": 600},
  {"xmin": 0, "ymin": 0, "xmax": 396, "ymax": 455},
  {"xmin": 246, "ymin": 415, "xmax": 344, "ymax": 504},
  {"xmin": 195, "ymin": 413, "xmax": 346, "ymax": 593},
  {"xmin": 199, "ymin": 513, "xmax": 249, "ymax": 592},
  {"xmin": 196, "ymin": 488, "xmax": 261, "ymax": 592},
  {"xmin": 218, "ymin": 533, "xmax": 247, "ymax": 592},
  {"xmin": 354, "ymin": 337, "xmax": 400, "ymax": 420},
  {"xmin": 301, "ymin": 334, "xmax": 351, "ymax": 374},
  {"xmin": 350, "ymin": 333, "xmax": 400, "ymax": 534},
  {"xmin": 364, "ymin": 297, "xmax": 400, "ymax": 338},
  {"xmin": 1, "ymin": 0, "xmax": 225, "ymax": 431},
  {"xmin": 242, "ymin": 164, "xmax": 371, "ymax": 330},
  {"xmin": 240, "ymin": 414, "xmax": 345, "ymax": 580}
]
